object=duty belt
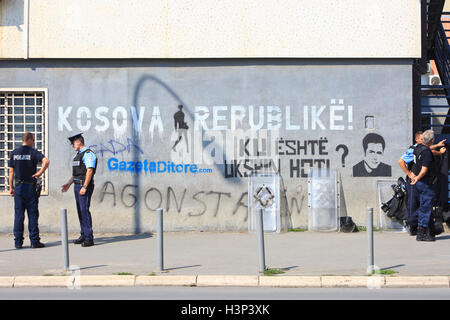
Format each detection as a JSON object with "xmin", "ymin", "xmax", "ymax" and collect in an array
[
  {"xmin": 73, "ymin": 180, "xmax": 94, "ymax": 185},
  {"xmin": 15, "ymin": 180, "xmax": 35, "ymax": 185}
]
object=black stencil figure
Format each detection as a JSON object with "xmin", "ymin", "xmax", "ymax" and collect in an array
[
  {"xmin": 352, "ymin": 133, "xmax": 392, "ymax": 177},
  {"xmin": 172, "ymin": 105, "xmax": 189, "ymax": 153}
]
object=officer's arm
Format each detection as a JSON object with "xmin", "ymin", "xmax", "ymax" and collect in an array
[
  {"xmin": 8, "ymin": 167, "xmax": 14, "ymax": 196},
  {"xmin": 430, "ymin": 139, "xmax": 446, "ymax": 150},
  {"xmin": 83, "ymin": 168, "xmax": 94, "ymax": 188},
  {"xmin": 61, "ymin": 177, "xmax": 74, "ymax": 192},
  {"xmin": 431, "ymin": 148, "xmax": 446, "ymax": 156},
  {"xmin": 32, "ymin": 157, "xmax": 50, "ymax": 179},
  {"xmin": 398, "ymin": 158, "xmax": 415, "ymax": 179},
  {"xmin": 411, "ymin": 166, "xmax": 428, "ymax": 185}
]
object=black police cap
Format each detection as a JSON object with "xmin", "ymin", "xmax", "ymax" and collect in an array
[{"xmin": 68, "ymin": 133, "xmax": 83, "ymax": 144}]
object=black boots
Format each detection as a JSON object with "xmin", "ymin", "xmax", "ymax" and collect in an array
[
  {"xmin": 416, "ymin": 226, "xmax": 436, "ymax": 242},
  {"xmin": 31, "ymin": 241, "xmax": 46, "ymax": 248},
  {"xmin": 81, "ymin": 240, "xmax": 94, "ymax": 247},
  {"xmin": 73, "ymin": 236, "xmax": 85, "ymax": 244},
  {"xmin": 406, "ymin": 223, "xmax": 417, "ymax": 236}
]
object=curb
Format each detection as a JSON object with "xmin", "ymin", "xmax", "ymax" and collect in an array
[
  {"xmin": 197, "ymin": 275, "xmax": 259, "ymax": 287},
  {"xmin": 1, "ymin": 275, "xmax": 449, "ymax": 288}
]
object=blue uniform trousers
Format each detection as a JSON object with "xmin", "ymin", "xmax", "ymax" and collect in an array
[
  {"xmin": 14, "ymin": 183, "xmax": 40, "ymax": 245},
  {"xmin": 406, "ymin": 182, "xmax": 419, "ymax": 227},
  {"xmin": 414, "ymin": 180, "xmax": 435, "ymax": 228},
  {"xmin": 74, "ymin": 184, "xmax": 94, "ymax": 241}
]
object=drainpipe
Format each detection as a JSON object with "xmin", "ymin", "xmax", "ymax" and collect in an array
[{"xmin": 24, "ymin": 0, "xmax": 29, "ymax": 59}]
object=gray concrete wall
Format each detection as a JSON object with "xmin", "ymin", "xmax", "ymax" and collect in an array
[
  {"xmin": 0, "ymin": 0, "xmax": 422, "ymax": 59},
  {"xmin": 0, "ymin": 59, "xmax": 413, "ymax": 233}
]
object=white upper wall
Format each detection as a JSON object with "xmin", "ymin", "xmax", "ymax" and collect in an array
[{"xmin": 1, "ymin": 0, "xmax": 422, "ymax": 59}]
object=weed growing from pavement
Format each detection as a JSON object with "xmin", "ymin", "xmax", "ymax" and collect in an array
[
  {"xmin": 288, "ymin": 228, "xmax": 307, "ymax": 232},
  {"xmin": 116, "ymin": 272, "xmax": 134, "ymax": 275},
  {"xmin": 369, "ymin": 269, "xmax": 398, "ymax": 276},
  {"xmin": 263, "ymin": 268, "xmax": 285, "ymax": 276},
  {"xmin": 357, "ymin": 226, "xmax": 380, "ymax": 232}
]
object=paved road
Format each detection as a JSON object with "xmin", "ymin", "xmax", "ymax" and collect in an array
[
  {"xmin": 0, "ymin": 231, "xmax": 449, "ymax": 276},
  {"xmin": 0, "ymin": 287, "xmax": 449, "ymax": 300}
]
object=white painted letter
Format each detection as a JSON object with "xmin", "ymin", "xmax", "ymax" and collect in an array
[
  {"xmin": 267, "ymin": 106, "xmax": 281, "ymax": 130},
  {"xmin": 58, "ymin": 106, "xmax": 72, "ymax": 131},
  {"xmin": 112, "ymin": 106, "xmax": 128, "ymax": 138},
  {"xmin": 311, "ymin": 105, "xmax": 326, "ymax": 130},
  {"xmin": 212, "ymin": 106, "xmax": 228, "ymax": 130},
  {"xmin": 330, "ymin": 105, "xmax": 345, "ymax": 130},
  {"xmin": 149, "ymin": 106, "xmax": 164, "ymax": 139},
  {"xmin": 286, "ymin": 105, "xmax": 300, "ymax": 130},
  {"xmin": 231, "ymin": 105, "xmax": 246, "ymax": 130},
  {"xmin": 195, "ymin": 106, "xmax": 210, "ymax": 131},
  {"xmin": 131, "ymin": 106, "xmax": 146, "ymax": 133},
  {"xmin": 95, "ymin": 107, "xmax": 110, "ymax": 132},
  {"xmin": 76, "ymin": 107, "xmax": 92, "ymax": 131},
  {"xmin": 249, "ymin": 106, "xmax": 264, "ymax": 130}
]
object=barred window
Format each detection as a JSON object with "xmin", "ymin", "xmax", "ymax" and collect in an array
[{"xmin": 0, "ymin": 90, "xmax": 48, "ymax": 195}]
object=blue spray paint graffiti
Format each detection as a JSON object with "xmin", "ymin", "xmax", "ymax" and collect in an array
[{"xmin": 89, "ymin": 137, "xmax": 144, "ymax": 158}]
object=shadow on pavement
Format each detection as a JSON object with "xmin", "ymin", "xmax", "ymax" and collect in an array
[
  {"xmin": 0, "ymin": 241, "xmax": 61, "ymax": 252},
  {"xmin": 436, "ymin": 235, "xmax": 450, "ymax": 241},
  {"xmin": 164, "ymin": 265, "xmax": 202, "ymax": 271},
  {"xmin": 88, "ymin": 233, "xmax": 153, "ymax": 246},
  {"xmin": 381, "ymin": 264, "xmax": 406, "ymax": 271},
  {"xmin": 79, "ymin": 265, "xmax": 108, "ymax": 271},
  {"xmin": 280, "ymin": 266, "xmax": 299, "ymax": 271}
]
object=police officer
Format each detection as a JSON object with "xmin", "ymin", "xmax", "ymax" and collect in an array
[
  {"xmin": 398, "ymin": 131, "xmax": 446, "ymax": 235},
  {"xmin": 410, "ymin": 129, "xmax": 440, "ymax": 242},
  {"xmin": 8, "ymin": 132, "xmax": 50, "ymax": 249},
  {"xmin": 61, "ymin": 133, "xmax": 97, "ymax": 247}
]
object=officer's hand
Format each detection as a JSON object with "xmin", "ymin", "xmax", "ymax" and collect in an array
[
  {"xmin": 9, "ymin": 188, "xmax": 14, "ymax": 197},
  {"xmin": 436, "ymin": 139, "xmax": 446, "ymax": 147},
  {"xmin": 79, "ymin": 188, "xmax": 86, "ymax": 196},
  {"xmin": 410, "ymin": 177, "xmax": 418, "ymax": 185},
  {"xmin": 407, "ymin": 171, "xmax": 416, "ymax": 180},
  {"xmin": 440, "ymin": 147, "xmax": 446, "ymax": 154},
  {"xmin": 32, "ymin": 173, "xmax": 41, "ymax": 179},
  {"xmin": 61, "ymin": 184, "xmax": 70, "ymax": 193}
]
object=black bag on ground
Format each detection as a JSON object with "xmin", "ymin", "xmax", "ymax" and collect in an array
[
  {"xmin": 443, "ymin": 210, "xmax": 450, "ymax": 225},
  {"xmin": 340, "ymin": 216, "xmax": 358, "ymax": 233},
  {"xmin": 430, "ymin": 206, "xmax": 445, "ymax": 236},
  {"xmin": 381, "ymin": 177, "xmax": 408, "ymax": 222}
]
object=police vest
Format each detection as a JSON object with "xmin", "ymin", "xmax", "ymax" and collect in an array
[
  {"xmin": 72, "ymin": 149, "xmax": 97, "ymax": 182},
  {"xmin": 411, "ymin": 144, "xmax": 436, "ymax": 184}
]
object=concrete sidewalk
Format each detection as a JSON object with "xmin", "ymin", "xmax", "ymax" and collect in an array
[{"xmin": 0, "ymin": 231, "xmax": 449, "ymax": 288}]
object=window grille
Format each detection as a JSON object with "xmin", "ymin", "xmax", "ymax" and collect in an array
[{"xmin": 0, "ymin": 89, "xmax": 48, "ymax": 195}]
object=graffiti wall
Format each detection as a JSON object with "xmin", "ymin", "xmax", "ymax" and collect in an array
[{"xmin": 0, "ymin": 60, "xmax": 413, "ymax": 232}]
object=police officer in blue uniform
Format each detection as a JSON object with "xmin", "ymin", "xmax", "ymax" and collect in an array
[
  {"xmin": 8, "ymin": 132, "xmax": 50, "ymax": 249},
  {"xmin": 61, "ymin": 133, "xmax": 97, "ymax": 247}
]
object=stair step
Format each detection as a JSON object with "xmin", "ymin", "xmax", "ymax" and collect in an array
[
  {"xmin": 421, "ymin": 96, "xmax": 450, "ymax": 99},
  {"xmin": 420, "ymin": 105, "xmax": 450, "ymax": 108},
  {"xmin": 421, "ymin": 85, "xmax": 450, "ymax": 88}
]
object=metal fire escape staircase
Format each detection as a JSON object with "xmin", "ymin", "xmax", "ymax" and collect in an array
[{"xmin": 419, "ymin": 0, "xmax": 450, "ymax": 209}]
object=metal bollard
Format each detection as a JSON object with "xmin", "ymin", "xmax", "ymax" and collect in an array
[
  {"xmin": 366, "ymin": 207, "xmax": 374, "ymax": 274},
  {"xmin": 60, "ymin": 209, "xmax": 70, "ymax": 272},
  {"xmin": 256, "ymin": 209, "xmax": 266, "ymax": 273},
  {"xmin": 156, "ymin": 208, "xmax": 164, "ymax": 272}
]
